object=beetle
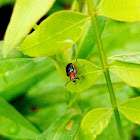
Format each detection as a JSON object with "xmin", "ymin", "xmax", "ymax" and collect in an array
[{"xmin": 65, "ymin": 61, "xmax": 84, "ymax": 87}]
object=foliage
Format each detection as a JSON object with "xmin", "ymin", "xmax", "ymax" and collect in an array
[{"xmin": 0, "ymin": 0, "xmax": 140, "ymax": 139}]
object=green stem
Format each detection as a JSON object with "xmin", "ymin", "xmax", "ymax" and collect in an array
[{"xmin": 86, "ymin": 0, "xmax": 124, "ymax": 139}]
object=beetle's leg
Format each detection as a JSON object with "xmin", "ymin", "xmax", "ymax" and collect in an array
[
  {"xmin": 65, "ymin": 80, "xmax": 71, "ymax": 87},
  {"xmin": 74, "ymin": 77, "xmax": 80, "ymax": 83},
  {"xmin": 75, "ymin": 77, "xmax": 80, "ymax": 80},
  {"xmin": 76, "ymin": 75, "xmax": 85, "ymax": 79}
]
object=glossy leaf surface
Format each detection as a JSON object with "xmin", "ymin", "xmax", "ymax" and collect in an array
[
  {"xmin": 109, "ymin": 52, "xmax": 140, "ymax": 64},
  {"xmin": 37, "ymin": 113, "xmax": 82, "ymax": 140},
  {"xmin": 119, "ymin": 97, "xmax": 140, "ymax": 124},
  {"xmin": 0, "ymin": 42, "xmax": 55, "ymax": 101},
  {"xmin": 97, "ymin": 0, "xmax": 140, "ymax": 22},
  {"xmin": 0, "ymin": 43, "xmax": 55, "ymax": 101},
  {"xmin": 0, "ymin": 58, "xmax": 55, "ymax": 101},
  {"xmin": 108, "ymin": 53, "xmax": 140, "ymax": 88},
  {"xmin": 79, "ymin": 108, "xmax": 112, "ymax": 140},
  {"xmin": 0, "ymin": 97, "xmax": 40, "ymax": 139},
  {"xmin": 66, "ymin": 59, "xmax": 103, "ymax": 93},
  {"xmin": 20, "ymin": 11, "xmax": 90, "ymax": 57},
  {"xmin": 4, "ymin": 0, "xmax": 55, "ymax": 56}
]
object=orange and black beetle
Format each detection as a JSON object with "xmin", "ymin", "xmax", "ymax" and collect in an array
[{"xmin": 65, "ymin": 62, "xmax": 84, "ymax": 86}]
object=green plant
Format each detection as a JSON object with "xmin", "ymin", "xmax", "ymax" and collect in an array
[{"xmin": 0, "ymin": 0, "xmax": 140, "ymax": 139}]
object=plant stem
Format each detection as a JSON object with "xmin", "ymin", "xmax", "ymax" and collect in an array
[{"xmin": 86, "ymin": 0, "xmax": 124, "ymax": 139}]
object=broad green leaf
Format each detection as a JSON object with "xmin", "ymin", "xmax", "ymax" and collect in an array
[
  {"xmin": 79, "ymin": 108, "xmax": 112, "ymax": 140},
  {"xmin": 0, "ymin": 58, "xmax": 34, "ymax": 94},
  {"xmin": 77, "ymin": 16, "xmax": 106, "ymax": 59},
  {"xmin": 27, "ymin": 103, "xmax": 67, "ymax": 131},
  {"xmin": 0, "ymin": 58, "xmax": 34, "ymax": 74},
  {"xmin": 118, "ymin": 97, "xmax": 140, "ymax": 124},
  {"xmin": 0, "ymin": 44, "xmax": 35, "ymax": 99},
  {"xmin": 0, "ymin": 42, "xmax": 55, "ymax": 101},
  {"xmin": 37, "ymin": 113, "xmax": 82, "ymax": 140},
  {"xmin": 108, "ymin": 56, "xmax": 140, "ymax": 87},
  {"xmin": 65, "ymin": 59, "xmax": 103, "ymax": 93},
  {"xmin": 96, "ymin": 113, "xmax": 132, "ymax": 140},
  {"xmin": 20, "ymin": 11, "xmax": 90, "ymax": 57},
  {"xmin": 97, "ymin": 0, "xmax": 140, "ymax": 22},
  {"xmin": 109, "ymin": 52, "xmax": 140, "ymax": 64},
  {"xmin": 0, "ymin": 96, "xmax": 40, "ymax": 139},
  {"xmin": 3, "ymin": 0, "xmax": 55, "ymax": 57},
  {"xmin": 0, "ymin": 57, "xmax": 55, "ymax": 101}
]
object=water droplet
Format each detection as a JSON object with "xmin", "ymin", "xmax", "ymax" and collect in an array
[{"xmin": 59, "ymin": 39, "xmax": 74, "ymax": 44}]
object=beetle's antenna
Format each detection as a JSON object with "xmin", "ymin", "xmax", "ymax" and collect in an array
[
  {"xmin": 65, "ymin": 81, "xmax": 71, "ymax": 87},
  {"xmin": 73, "ymin": 59, "xmax": 78, "ymax": 65},
  {"xmin": 77, "ymin": 64, "xmax": 85, "ymax": 70}
]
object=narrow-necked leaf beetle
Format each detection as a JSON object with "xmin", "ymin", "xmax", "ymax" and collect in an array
[{"xmin": 65, "ymin": 60, "xmax": 84, "ymax": 86}]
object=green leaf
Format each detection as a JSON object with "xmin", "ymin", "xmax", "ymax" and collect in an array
[
  {"xmin": 0, "ymin": 58, "xmax": 34, "ymax": 75},
  {"xmin": 0, "ymin": 57, "xmax": 34, "ymax": 99},
  {"xmin": 77, "ymin": 16, "xmax": 106, "ymax": 59},
  {"xmin": 108, "ymin": 54, "xmax": 140, "ymax": 88},
  {"xmin": 0, "ymin": 42, "xmax": 55, "ymax": 101},
  {"xmin": 3, "ymin": 0, "xmax": 55, "ymax": 57},
  {"xmin": 96, "ymin": 113, "xmax": 132, "ymax": 140},
  {"xmin": 109, "ymin": 52, "xmax": 140, "ymax": 64},
  {"xmin": 79, "ymin": 108, "xmax": 112, "ymax": 140},
  {"xmin": 37, "ymin": 113, "xmax": 82, "ymax": 140},
  {"xmin": 118, "ymin": 97, "xmax": 140, "ymax": 124},
  {"xmin": 66, "ymin": 59, "xmax": 103, "ymax": 93},
  {"xmin": 0, "ymin": 96, "xmax": 40, "ymax": 139},
  {"xmin": 20, "ymin": 11, "xmax": 90, "ymax": 57},
  {"xmin": 97, "ymin": 0, "xmax": 140, "ymax": 22},
  {"xmin": 0, "ymin": 58, "xmax": 55, "ymax": 101}
]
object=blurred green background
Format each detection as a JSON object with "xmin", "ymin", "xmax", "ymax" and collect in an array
[{"xmin": 0, "ymin": 0, "xmax": 140, "ymax": 140}]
